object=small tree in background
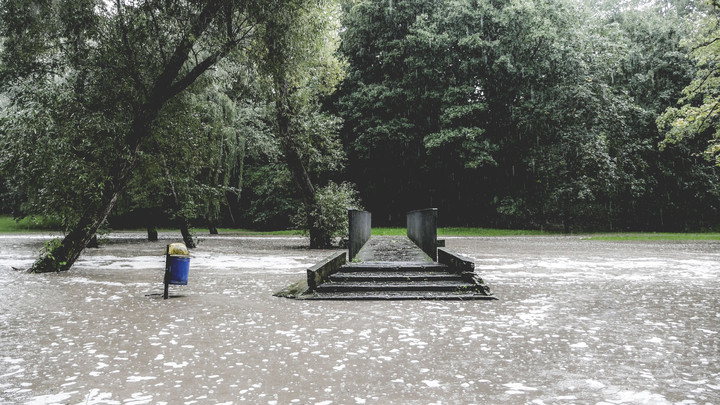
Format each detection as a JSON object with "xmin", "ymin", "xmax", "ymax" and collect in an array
[{"xmin": 293, "ymin": 182, "xmax": 362, "ymax": 247}]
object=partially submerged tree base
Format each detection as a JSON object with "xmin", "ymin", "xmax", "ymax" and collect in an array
[
  {"xmin": 180, "ymin": 224, "xmax": 196, "ymax": 249},
  {"xmin": 147, "ymin": 227, "xmax": 159, "ymax": 242},
  {"xmin": 31, "ymin": 229, "xmax": 96, "ymax": 273}
]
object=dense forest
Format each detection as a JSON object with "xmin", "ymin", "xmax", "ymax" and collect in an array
[
  {"xmin": 1, "ymin": 0, "xmax": 719, "ymax": 271},
  {"xmin": 332, "ymin": 0, "xmax": 720, "ymax": 231},
  {"xmin": 247, "ymin": 0, "xmax": 720, "ymax": 232}
]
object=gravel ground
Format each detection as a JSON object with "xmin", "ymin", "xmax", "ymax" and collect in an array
[{"xmin": 0, "ymin": 232, "xmax": 718, "ymax": 404}]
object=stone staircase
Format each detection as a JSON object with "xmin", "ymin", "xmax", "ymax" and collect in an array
[
  {"xmin": 274, "ymin": 209, "xmax": 496, "ymax": 301},
  {"xmin": 310, "ymin": 261, "xmax": 493, "ymax": 300},
  {"xmin": 299, "ymin": 236, "xmax": 494, "ymax": 300}
]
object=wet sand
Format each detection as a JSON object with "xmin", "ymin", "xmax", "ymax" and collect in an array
[{"xmin": 0, "ymin": 233, "xmax": 718, "ymax": 404}]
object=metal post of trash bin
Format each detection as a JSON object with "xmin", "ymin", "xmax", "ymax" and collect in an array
[
  {"xmin": 163, "ymin": 245, "xmax": 171, "ymax": 299},
  {"xmin": 163, "ymin": 243, "xmax": 190, "ymax": 299}
]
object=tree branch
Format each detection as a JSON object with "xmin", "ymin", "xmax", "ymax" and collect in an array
[
  {"xmin": 697, "ymin": 99, "xmax": 720, "ymax": 134},
  {"xmin": 116, "ymin": 0, "xmax": 149, "ymax": 98},
  {"xmin": 148, "ymin": 0, "xmax": 222, "ymax": 104},
  {"xmin": 166, "ymin": 20, "xmax": 257, "ymax": 100},
  {"xmin": 693, "ymin": 36, "xmax": 720, "ymax": 51},
  {"xmin": 147, "ymin": 6, "xmax": 169, "ymax": 65},
  {"xmin": 126, "ymin": 0, "xmax": 222, "ymax": 149},
  {"xmin": 687, "ymin": 63, "xmax": 720, "ymax": 97}
]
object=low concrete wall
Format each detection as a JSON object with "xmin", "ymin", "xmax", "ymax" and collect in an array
[
  {"xmin": 406, "ymin": 208, "xmax": 438, "ymax": 261},
  {"xmin": 437, "ymin": 247, "xmax": 475, "ymax": 273},
  {"xmin": 348, "ymin": 210, "xmax": 371, "ymax": 260},
  {"xmin": 307, "ymin": 251, "xmax": 347, "ymax": 291}
]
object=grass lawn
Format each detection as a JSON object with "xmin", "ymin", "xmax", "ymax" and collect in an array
[
  {"xmin": 2, "ymin": 215, "xmax": 719, "ymax": 240},
  {"xmin": 371, "ymin": 227, "xmax": 551, "ymax": 237},
  {"xmin": 372, "ymin": 227, "xmax": 720, "ymax": 240},
  {"xmin": 0, "ymin": 216, "xmax": 60, "ymax": 233}
]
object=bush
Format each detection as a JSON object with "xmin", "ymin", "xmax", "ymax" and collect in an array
[{"xmin": 293, "ymin": 182, "xmax": 362, "ymax": 246}]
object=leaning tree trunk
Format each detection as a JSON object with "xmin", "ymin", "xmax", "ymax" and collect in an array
[
  {"xmin": 30, "ymin": 186, "xmax": 123, "ymax": 273},
  {"xmin": 274, "ymin": 79, "xmax": 330, "ymax": 248},
  {"xmin": 179, "ymin": 222, "xmax": 196, "ymax": 248},
  {"xmin": 162, "ymin": 158, "xmax": 196, "ymax": 249}
]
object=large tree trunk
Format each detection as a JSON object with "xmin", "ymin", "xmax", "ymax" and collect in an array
[
  {"xmin": 147, "ymin": 226, "xmax": 159, "ymax": 242},
  {"xmin": 179, "ymin": 222, "xmax": 196, "ymax": 248},
  {"xmin": 162, "ymin": 157, "xmax": 196, "ymax": 248},
  {"xmin": 208, "ymin": 218, "xmax": 219, "ymax": 235},
  {"xmin": 30, "ymin": 187, "xmax": 122, "ymax": 273},
  {"xmin": 275, "ymin": 79, "xmax": 330, "ymax": 248}
]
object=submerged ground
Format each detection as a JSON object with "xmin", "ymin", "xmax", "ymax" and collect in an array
[{"xmin": 0, "ymin": 233, "xmax": 718, "ymax": 404}]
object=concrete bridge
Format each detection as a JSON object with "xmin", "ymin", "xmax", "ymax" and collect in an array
[{"xmin": 277, "ymin": 208, "xmax": 495, "ymax": 300}]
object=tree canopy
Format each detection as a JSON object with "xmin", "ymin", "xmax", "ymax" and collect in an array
[
  {"xmin": 0, "ymin": 0, "xmax": 352, "ymax": 271},
  {"xmin": 330, "ymin": 0, "xmax": 719, "ymax": 231},
  {"xmin": 1, "ymin": 0, "xmax": 719, "ymax": 272}
]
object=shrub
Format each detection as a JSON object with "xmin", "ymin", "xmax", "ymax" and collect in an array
[{"xmin": 293, "ymin": 181, "xmax": 362, "ymax": 246}]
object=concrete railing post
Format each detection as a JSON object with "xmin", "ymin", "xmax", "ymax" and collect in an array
[
  {"xmin": 406, "ymin": 208, "xmax": 438, "ymax": 261},
  {"xmin": 348, "ymin": 210, "xmax": 371, "ymax": 260},
  {"xmin": 306, "ymin": 251, "xmax": 347, "ymax": 291}
]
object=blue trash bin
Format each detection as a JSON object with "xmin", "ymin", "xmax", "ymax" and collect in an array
[{"xmin": 167, "ymin": 256, "xmax": 190, "ymax": 285}]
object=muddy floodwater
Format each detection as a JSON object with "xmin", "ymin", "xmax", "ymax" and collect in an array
[{"xmin": 0, "ymin": 233, "xmax": 718, "ymax": 404}]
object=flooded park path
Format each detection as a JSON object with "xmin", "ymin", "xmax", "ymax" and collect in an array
[{"xmin": 0, "ymin": 233, "xmax": 718, "ymax": 404}]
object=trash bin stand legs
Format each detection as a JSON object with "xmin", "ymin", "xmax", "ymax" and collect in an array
[{"xmin": 163, "ymin": 245, "xmax": 170, "ymax": 300}]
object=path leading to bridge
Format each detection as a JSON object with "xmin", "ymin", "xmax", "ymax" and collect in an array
[{"xmin": 305, "ymin": 235, "xmax": 494, "ymax": 300}]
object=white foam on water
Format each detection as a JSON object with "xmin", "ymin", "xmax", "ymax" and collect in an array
[
  {"xmin": 25, "ymin": 391, "xmax": 78, "ymax": 404},
  {"xmin": 126, "ymin": 376, "xmax": 156, "ymax": 382},
  {"xmin": 189, "ymin": 253, "xmax": 314, "ymax": 272},
  {"xmin": 603, "ymin": 390, "xmax": 670, "ymax": 404},
  {"xmin": 422, "ymin": 380, "xmax": 442, "ymax": 388}
]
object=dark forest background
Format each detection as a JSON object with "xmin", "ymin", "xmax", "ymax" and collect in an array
[{"xmin": 2, "ymin": 0, "xmax": 720, "ymax": 242}]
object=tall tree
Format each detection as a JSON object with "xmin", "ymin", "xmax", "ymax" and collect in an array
[
  {"xmin": 660, "ymin": 0, "xmax": 720, "ymax": 163},
  {"xmin": 260, "ymin": 0, "xmax": 348, "ymax": 247},
  {"xmin": 333, "ymin": 0, "xmax": 715, "ymax": 230},
  {"xmin": 0, "ymin": 0, "xmax": 309, "ymax": 272}
]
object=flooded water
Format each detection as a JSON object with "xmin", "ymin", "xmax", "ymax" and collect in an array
[{"xmin": 0, "ymin": 233, "xmax": 718, "ymax": 404}]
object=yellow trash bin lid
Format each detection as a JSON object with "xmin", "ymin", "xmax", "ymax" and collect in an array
[{"xmin": 167, "ymin": 243, "xmax": 190, "ymax": 256}]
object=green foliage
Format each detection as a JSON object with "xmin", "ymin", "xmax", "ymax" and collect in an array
[
  {"xmin": 332, "ymin": 0, "xmax": 719, "ymax": 231},
  {"xmin": 0, "ymin": 73, "xmax": 123, "ymax": 231},
  {"xmin": 34, "ymin": 238, "xmax": 67, "ymax": 272},
  {"xmin": 292, "ymin": 181, "xmax": 362, "ymax": 243},
  {"xmin": 242, "ymin": 164, "xmax": 297, "ymax": 229},
  {"xmin": 131, "ymin": 76, "xmax": 246, "ymax": 227},
  {"xmin": 659, "ymin": 1, "xmax": 720, "ymax": 164}
]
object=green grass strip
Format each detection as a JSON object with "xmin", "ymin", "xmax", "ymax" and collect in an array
[
  {"xmin": 0, "ymin": 215, "xmax": 60, "ymax": 233},
  {"xmin": 2, "ymin": 215, "xmax": 718, "ymax": 240},
  {"xmin": 371, "ymin": 227, "xmax": 551, "ymax": 236}
]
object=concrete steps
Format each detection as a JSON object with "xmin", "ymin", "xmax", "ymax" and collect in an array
[
  {"xmin": 304, "ymin": 259, "xmax": 492, "ymax": 300},
  {"xmin": 274, "ymin": 233, "xmax": 496, "ymax": 301},
  {"xmin": 303, "ymin": 290, "xmax": 497, "ymax": 301},
  {"xmin": 328, "ymin": 273, "xmax": 461, "ymax": 282}
]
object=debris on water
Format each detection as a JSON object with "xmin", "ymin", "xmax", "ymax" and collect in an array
[{"xmin": 0, "ymin": 233, "xmax": 718, "ymax": 403}]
